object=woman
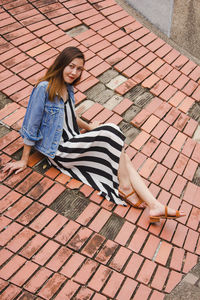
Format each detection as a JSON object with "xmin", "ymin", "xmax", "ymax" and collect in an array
[{"xmin": 3, "ymin": 47, "xmax": 185, "ymax": 223}]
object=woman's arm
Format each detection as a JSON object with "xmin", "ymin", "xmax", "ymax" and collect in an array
[
  {"xmin": 2, "ymin": 144, "xmax": 32, "ymax": 175},
  {"xmin": 76, "ymin": 115, "xmax": 100, "ymax": 131}
]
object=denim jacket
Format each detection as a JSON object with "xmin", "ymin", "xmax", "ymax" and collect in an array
[{"xmin": 20, "ymin": 81, "xmax": 75, "ymax": 158}]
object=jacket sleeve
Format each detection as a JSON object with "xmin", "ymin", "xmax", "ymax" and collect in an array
[{"xmin": 20, "ymin": 83, "xmax": 47, "ymax": 145}]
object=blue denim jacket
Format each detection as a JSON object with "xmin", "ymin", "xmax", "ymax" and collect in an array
[{"xmin": 20, "ymin": 81, "xmax": 75, "ymax": 158}]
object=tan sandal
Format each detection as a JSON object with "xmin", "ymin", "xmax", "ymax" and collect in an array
[
  {"xmin": 119, "ymin": 189, "xmax": 145, "ymax": 209},
  {"xmin": 149, "ymin": 206, "xmax": 185, "ymax": 223}
]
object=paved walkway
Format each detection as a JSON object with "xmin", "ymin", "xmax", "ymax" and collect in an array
[{"xmin": 0, "ymin": 0, "xmax": 200, "ymax": 299}]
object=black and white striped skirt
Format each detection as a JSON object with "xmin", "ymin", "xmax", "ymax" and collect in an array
[{"xmin": 49, "ymin": 100, "xmax": 126, "ymax": 205}]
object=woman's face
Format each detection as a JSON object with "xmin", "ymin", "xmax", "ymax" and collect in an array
[{"xmin": 63, "ymin": 58, "xmax": 84, "ymax": 84}]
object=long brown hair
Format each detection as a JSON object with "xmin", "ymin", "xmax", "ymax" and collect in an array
[{"xmin": 37, "ymin": 47, "xmax": 85, "ymax": 101}]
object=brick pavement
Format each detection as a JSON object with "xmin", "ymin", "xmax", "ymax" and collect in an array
[{"xmin": 0, "ymin": 0, "xmax": 200, "ymax": 299}]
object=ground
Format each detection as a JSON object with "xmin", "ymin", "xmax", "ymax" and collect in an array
[{"xmin": 0, "ymin": 0, "xmax": 200, "ymax": 299}]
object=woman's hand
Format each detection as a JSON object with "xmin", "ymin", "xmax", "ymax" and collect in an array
[
  {"xmin": 88, "ymin": 121, "xmax": 101, "ymax": 130},
  {"xmin": 2, "ymin": 160, "xmax": 27, "ymax": 176}
]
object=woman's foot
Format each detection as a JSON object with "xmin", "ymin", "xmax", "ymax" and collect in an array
[
  {"xmin": 149, "ymin": 204, "xmax": 185, "ymax": 223},
  {"xmin": 119, "ymin": 185, "xmax": 146, "ymax": 209}
]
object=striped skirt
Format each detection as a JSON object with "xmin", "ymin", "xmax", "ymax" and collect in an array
[{"xmin": 49, "ymin": 98, "xmax": 126, "ymax": 205}]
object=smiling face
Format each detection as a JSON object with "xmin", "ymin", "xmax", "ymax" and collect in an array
[{"xmin": 63, "ymin": 58, "xmax": 84, "ymax": 84}]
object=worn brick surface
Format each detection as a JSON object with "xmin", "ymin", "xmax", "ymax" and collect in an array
[{"xmin": 0, "ymin": 1, "xmax": 200, "ymax": 299}]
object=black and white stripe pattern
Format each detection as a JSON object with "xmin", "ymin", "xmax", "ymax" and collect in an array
[{"xmin": 49, "ymin": 97, "xmax": 126, "ymax": 205}]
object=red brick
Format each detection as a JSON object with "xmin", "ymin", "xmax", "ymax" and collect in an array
[
  {"xmin": 160, "ymin": 85, "xmax": 178, "ymax": 102},
  {"xmin": 42, "ymin": 214, "xmax": 67, "ymax": 238},
  {"xmin": 115, "ymin": 79, "xmax": 137, "ymax": 95},
  {"xmin": 24, "ymin": 267, "xmax": 53, "ymax": 294},
  {"xmin": 162, "ymin": 148, "xmax": 179, "ymax": 168},
  {"xmin": 147, "ymin": 57, "xmax": 165, "ymax": 72},
  {"xmin": 102, "ymin": 270, "xmax": 124, "ymax": 298},
  {"xmin": 54, "ymin": 280, "xmax": 80, "ymax": 299},
  {"xmin": 123, "ymin": 61, "xmax": 143, "ymax": 77},
  {"xmin": 150, "ymin": 80, "xmax": 169, "ymax": 96},
  {"xmin": 0, "ymin": 222, "xmax": 22, "ymax": 246},
  {"xmin": 182, "ymin": 137, "xmax": 196, "ymax": 157},
  {"xmin": 129, "ymin": 46, "xmax": 149, "ymax": 60},
  {"xmin": 82, "ymin": 103, "xmax": 104, "ymax": 121},
  {"xmin": 6, "ymin": 227, "xmax": 35, "ymax": 252},
  {"xmin": 0, "ymin": 130, "xmax": 20, "ymax": 150},
  {"xmin": 130, "ymin": 131, "xmax": 150, "ymax": 150},
  {"xmin": 164, "ymin": 68, "xmax": 181, "ymax": 84},
  {"xmin": 88, "ymin": 265, "xmax": 112, "ymax": 292},
  {"xmin": 142, "ymin": 137, "xmax": 160, "ymax": 158},
  {"xmin": 170, "ymin": 246, "xmax": 185, "ymax": 271},
  {"xmin": 155, "ymin": 241, "xmax": 172, "ymax": 265},
  {"xmin": 133, "ymin": 284, "xmax": 152, "ymax": 300},
  {"xmin": 89, "ymin": 208, "xmax": 111, "ymax": 232},
  {"xmin": 131, "ymin": 109, "xmax": 151, "ymax": 129},
  {"xmin": 187, "ymin": 206, "xmax": 200, "ymax": 230},
  {"xmin": 170, "ymin": 175, "xmax": 187, "ymax": 197},
  {"xmin": 29, "ymin": 208, "xmax": 56, "ymax": 232},
  {"xmin": 139, "ymin": 158, "xmax": 157, "ymax": 179},
  {"xmin": 89, "ymin": 190, "xmax": 104, "ymax": 204},
  {"xmin": 3, "ymin": 137, "xmax": 24, "ymax": 156},
  {"xmin": 189, "ymin": 65, "xmax": 200, "ymax": 81},
  {"xmin": 132, "ymin": 68, "xmax": 151, "ymax": 83},
  {"xmin": 182, "ymin": 79, "xmax": 198, "ymax": 96},
  {"xmin": 173, "ymin": 74, "xmax": 190, "ymax": 89},
  {"xmin": 75, "ymin": 202, "xmax": 99, "ymax": 226},
  {"xmin": 68, "ymin": 227, "xmax": 93, "ymax": 251},
  {"xmin": 0, "ymin": 102, "xmax": 19, "ymax": 120},
  {"xmin": 73, "ymin": 286, "xmax": 94, "ymax": 300},
  {"xmin": 178, "ymin": 96, "xmax": 195, "ymax": 114},
  {"xmin": 0, "ymin": 249, "xmax": 13, "ymax": 267},
  {"xmin": 82, "ymin": 233, "xmax": 105, "ymax": 257},
  {"xmin": 20, "ymin": 234, "xmax": 48, "ymax": 259},
  {"xmin": 95, "ymin": 240, "xmax": 118, "ymax": 264},
  {"xmin": 150, "ymin": 164, "xmax": 167, "ymax": 185},
  {"xmin": 184, "ymin": 118, "xmax": 198, "ymax": 138},
  {"xmin": 161, "ymin": 126, "xmax": 178, "ymax": 145},
  {"xmin": 10, "ymin": 261, "xmax": 39, "ymax": 286},
  {"xmin": 142, "ymin": 74, "xmax": 160, "ymax": 88},
  {"xmin": 55, "ymin": 220, "xmax": 80, "ymax": 244},
  {"xmin": 152, "ymin": 142, "xmax": 169, "ymax": 163},
  {"xmin": 15, "ymin": 171, "xmax": 42, "ymax": 194},
  {"xmin": 123, "ymin": 253, "xmax": 144, "ymax": 278},
  {"xmin": 90, "ymin": 61, "xmax": 111, "ymax": 77},
  {"xmin": 184, "ymin": 228, "xmax": 199, "ymax": 252},
  {"xmin": 172, "ymin": 223, "xmax": 188, "ymax": 247},
  {"xmin": 46, "ymin": 247, "xmax": 72, "ymax": 272},
  {"xmin": 109, "ymin": 246, "xmax": 131, "ymax": 271},
  {"xmin": 160, "ymin": 219, "xmax": 177, "ymax": 241},
  {"xmin": 153, "ymin": 102, "xmax": 170, "ymax": 119},
  {"xmin": 165, "ymin": 270, "xmax": 183, "ymax": 293},
  {"xmin": 113, "ymin": 98, "xmax": 132, "ymax": 115},
  {"xmin": 32, "ymin": 240, "xmax": 60, "ymax": 265},
  {"xmin": 114, "ymin": 221, "xmax": 135, "ymax": 246},
  {"xmin": 0, "ymin": 190, "xmax": 21, "ymax": 213},
  {"xmin": 0, "ymin": 284, "xmax": 21, "ymax": 300},
  {"xmin": 160, "ymin": 169, "xmax": 177, "ymax": 191},
  {"xmin": 0, "ymin": 215, "xmax": 12, "ymax": 232},
  {"xmin": 141, "ymin": 234, "xmax": 160, "ymax": 259},
  {"xmin": 4, "ymin": 168, "xmax": 32, "ymax": 189},
  {"xmin": 156, "ymin": 62, "xmax": 173, "ymax": 79},
  {"xmin": 151, "ymin": 265, "xmax": 169, "ymax": 290},
  {"xmin": 0, "ymin": 254, "xmax": 26, "ymax": 280},
  {"xmin": 150, "ymin": 291, "xmax": 165, "ymax": 300},
  {"xmin": 38, "ymin": 273, "xmax": 67, "ymax": 299},
  {"xmin": 17, "ymin": 202, "xmax": 44, "ymax": 225},
  {"xmin": 61, "ymin": 252, "xmax": 85, "ymax": 278},
  {"xmin": 73, "ymin": 258, "xmax": 98, "ymax": 284},
  {"xmin": 116, "ymin": 277, "xmax": 137, "ymax": 300},
  {"xmin": 183, "ymin": 252, "xmax": 198, "ymax": 273},
  {"xmin": 28, "ymin": 177, "xmax": 54, "ymax": 200},
  {"xmin": 92, "ymin": 108, "xmax": 113, "ymax": 123},
  {"xmin": 39, "ymin": 183, "xmax": 65, "ymax": 206}
]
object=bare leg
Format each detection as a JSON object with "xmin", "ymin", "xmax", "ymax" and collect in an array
[
  {"xmin": 118, "ymin": 149, "xmax": 146, "ymax": 208},
  {"xmin": 118, "ymin": 150, "xmax": 185, "ymax": 219}
]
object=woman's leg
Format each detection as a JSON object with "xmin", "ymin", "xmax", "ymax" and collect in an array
[
  {"xmin": 118, "ymin": 149, "xmax": 146, "ymax": 208},
  {"xmin": 118, "ymin": 150, "xmax": 185, "ymax": 219}
]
